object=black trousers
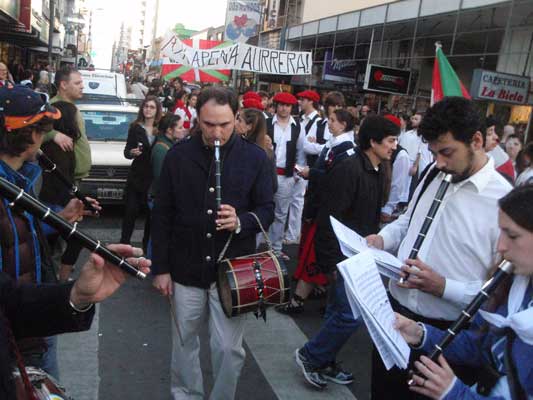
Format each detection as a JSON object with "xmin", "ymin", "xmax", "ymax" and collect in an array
[
  {"xmin": 371, "ymin": 296, "xmax": 477, "ymax": 400},
  {"xmin": 120, "ymin": 184, "xmax": 150, "ymax": 250}
]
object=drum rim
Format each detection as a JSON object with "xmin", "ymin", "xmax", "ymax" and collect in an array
[{"xmin": 217, "ymin": 259, "xmax": 240, "ymax": 318}]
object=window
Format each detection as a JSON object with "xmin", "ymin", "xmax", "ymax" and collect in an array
[{"xmin": 82, "ymin": 111, "xmax": 137, "ymax": 141}]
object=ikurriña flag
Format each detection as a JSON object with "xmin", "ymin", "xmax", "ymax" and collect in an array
[{"xmin": 431, "ymin": 42, "xmax": 471, "ymax": 105}]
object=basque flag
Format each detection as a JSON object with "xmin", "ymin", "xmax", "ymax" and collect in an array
[{"xmin": 431, "ymin": 42, "xmax": 471, "ymax": 105}]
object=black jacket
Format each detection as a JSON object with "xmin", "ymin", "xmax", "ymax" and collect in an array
[
  {"xmin": 315, "ymin": 147, "xmax": 384, "ymax": 273},
  {"xmin": 124, "ymin": 123, "xmax": 154, "ymax": 192},
  {"xmin": 0, "ymin": 273, "xmax": 94, "ymax": 399},
  {"xmin": 151, "ymin": 133, "xmax": 274, "ymax": 288}
]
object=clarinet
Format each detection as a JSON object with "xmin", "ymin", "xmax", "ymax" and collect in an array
[
  {"xmin": 409, "ymin": 260, "xmax": 514, "ymax": 384},
  {"xmin": 400, "ymin": 173, "xmax": 452, "ymax": 283},
  {"xmin": 37, "ymin": 150, "xmax": 99, "ymax": 215},
  {"xmin": 214, "ymin": 140, "xmax": 222, "ymax": 211},
  {"xmin": 0, "ymin": 176, "xmax": 146, "ymax": 279}
]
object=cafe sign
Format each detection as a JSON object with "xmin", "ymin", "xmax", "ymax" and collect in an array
[{"xmin": 471, "ymin": 69, "xmax": 530, "ymax": 105}]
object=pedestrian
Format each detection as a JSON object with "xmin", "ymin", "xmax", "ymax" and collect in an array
[
  {"xmin": 277, "ymin": 108, "xmax": 357, "ymax": 315},
  {"xmin": 266, "ymin": 92, "xmax": 305, "ymax": 261},
  {"xmin": 505, "ymin": 134, "xmax": 522, "ymax": 175},
  {"xmin": 515, "ymin": 142, "xmax": 533, "ymax": 186},
  {"xmin": 235, "ymin": 107, "xmax": 277, "ymax": 193},
  {"xmin": 294, "ymin": 115, "xmax": 398, "ymax": 389},
  {"xmin": 366, "ymin": 97, "xmax": 512, "ymax": 400},
  {"xmin": 151, "ymin": 86, "xmax": 274, "ymax": 400},
  {"xmin": 120, "ymin": 95, "xmax": 162, "ymax": 252},
  {"xmin": 0, "ymin": 62, "xmax": 14, "ymax": 87},
  {"xmin": 187, "ymin": 91, "xmax": 199, "ymax": 128},
  {"xmin": 395, "ymin": 184, "xmax": 533, "ymax": 400},
  {"xmin": 35, "ymin": 70, "xmax": 50, "ymax": 94},
  {"xmin": 19, "ymin": 69, "xmax": 34, "ymax": 89}
]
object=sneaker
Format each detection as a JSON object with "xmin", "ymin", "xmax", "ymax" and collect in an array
[
  {"xmin": 294, "ymin": 348, "xmax": 328, "ymax": 389},
  {"xmin": 320, "ymin": 362, "xmax": 354, "ymax": 385}
]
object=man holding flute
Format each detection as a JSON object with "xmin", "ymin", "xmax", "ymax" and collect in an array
[
  {"xmin": 366, "ymin": 97, "xmax": 512, "ymax": 399},
  {"xmin": 0, "ymin": 83, "xmax": 150, "ymax": 399},
  {"xmin": 151, "ymin": 86, "xmax": 274, "ymax": 400}
]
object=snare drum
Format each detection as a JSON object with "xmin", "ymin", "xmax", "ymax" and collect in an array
[
  {"xmin": 217, "ymin": 251, "xmax": 289, "ymax": 318},
  {"xmin": 14, "ymin": 366, "xmax": 67, "ymax": 400}
]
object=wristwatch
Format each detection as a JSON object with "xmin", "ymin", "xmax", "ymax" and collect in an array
[{"xmin": 235, "ymin": 217, "xmax": 242, "ymax": 234}]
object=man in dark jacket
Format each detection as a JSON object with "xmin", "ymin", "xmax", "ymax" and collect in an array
[
  {"xmin": 151, "ymin": 86, "xmax": 274, "ymax": 400},
  {"xmin": 295, "ymin": 116, "xmax": 400, "ymax": 390}
]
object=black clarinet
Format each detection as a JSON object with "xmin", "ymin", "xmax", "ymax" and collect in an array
[
  {"xmin": 37, "ymin": 150, "xmax": 99, "ymax": 215},
  {"xmin": 408, "ymin": 260, "xmax": 514, "ymax": 384},
  {"xmin": 0, "ymin": 176, "xmax": 146, "ymax": 279},
  {"xmin": 214, "ymin": 139, "xmax": 222, "ymax": 211},
  {"xmin": 401, "ymin": 173, "xmax": 452, "ymax": 283}
]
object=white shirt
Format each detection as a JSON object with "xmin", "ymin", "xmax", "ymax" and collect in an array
[
  {"xmin": 188, "ymin": 106, "xmax": 197, "ymax": 127},
  {"xmin": 516, "ymin": 167, "xmax": 533, "ymax": 186},
  {"xmin": 304, "ymin": 118, "xmax": 332, "ymax": 156},
  {"xmin": 380, "ymin": 157, "xmax": 512, "ymax": 320},
  {"xmin": 272, "ymin": 114, "xmax": 306, "ymax": 169},
  {"xmin": 382, "ymin": 149, "xmax": 411, "ymax": 216},
  {"xmin": 399, "ymin": 129, "xmax": 433, "ymax": 176}
]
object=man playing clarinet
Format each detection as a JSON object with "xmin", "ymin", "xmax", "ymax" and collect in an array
[
  {"xmin": 366, "ymin": 97, "xmax": 512, "ymax": 399},
  {"xmin": 151, "ymin": 87, "xmax": 274, "ymax": 400}
]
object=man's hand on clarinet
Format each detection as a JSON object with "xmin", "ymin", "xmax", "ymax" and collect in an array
[
  {"xmin": 397, "ymin": 258, "xmax": 446, "ymax": 297},
  {"xmin": 216, "ymin": 204, "xmax": 239, "ymax": 232},
  {"xmin": 59, "ymin": 199, "xmax": 85, "ymax": 223},
  {"xmin": 408, "ymin": 355, "xmax": 456, "ymax": 400},
  {"xmin": 69, "ymin": 244, "xmax": 150, "ymax": 307},
  {"xmin": 153, "ymin": 273, "xmax": 173, "ymax": 297}
]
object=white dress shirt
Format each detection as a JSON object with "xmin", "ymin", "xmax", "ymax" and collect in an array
[
  {"xmin": 399, "ymin": 129, "xmax": 433, "ymax": 176},
  {"xmin": 304, "ymin": 118, "xmax": 332, "ymax": 156},
  {"xmin": 272, "ymin": 114, "xmax": 306, "ymax": 169},
  {"xmin": 379, "ymin": 157, "xmax": 512, "ymax": 320},
  {"xmin": 382, "ymin": 149, "xmax": 411, "ymax": 216},
  {"xmin": 516, "ymin": 167, "xmax": 533, "ymax": 186}
]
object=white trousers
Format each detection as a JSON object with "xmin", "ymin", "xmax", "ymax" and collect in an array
[
  {"xmin": 170, "ymin": 282, "xmax": 246, "ymax": 400},
  {"xmin": 268, "ymin": 175, "xmax": 296, "ymax": 252},
  {"xmin": 285, "ymin": 178, "xmax": 307, "ymax": 241}
]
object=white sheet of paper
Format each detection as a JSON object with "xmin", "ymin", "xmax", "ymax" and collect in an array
[
  {"xmin": 331, "ymin": 216, "xmax": 403, "ymax": 280},
  {"xmin": 338, "ymin": 251, "xmax": 410, "ymax": 370}
]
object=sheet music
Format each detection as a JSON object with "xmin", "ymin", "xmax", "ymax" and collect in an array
[
  {"xmin": 338, "ymin": 251, "xmax": 410, "ymax": 370},
  {"xmin": 331, "ymin": 216, "xmax": 403, "ymax": 280}
]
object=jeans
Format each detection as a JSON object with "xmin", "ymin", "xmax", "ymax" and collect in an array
[{"xmin": 303, "ymin": 273, "xmax": 361, "ymax": 368}]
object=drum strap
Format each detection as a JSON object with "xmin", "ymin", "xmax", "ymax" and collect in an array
[
  {"xmin": 217, "ymin": 212, "xmax": 273, "ymax": 263},
  {"xmin": 0, "ymin": 308, "xmax": 38, "ymax": 400}
]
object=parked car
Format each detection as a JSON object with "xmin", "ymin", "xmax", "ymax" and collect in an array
[{"xmin": 79, "ymin": 104, "xmax": 138, "ymax": 204}]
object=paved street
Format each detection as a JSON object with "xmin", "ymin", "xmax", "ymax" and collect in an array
[{"xmin": 57, "ymin": 207, "xmax": 373, "ymax": 400}]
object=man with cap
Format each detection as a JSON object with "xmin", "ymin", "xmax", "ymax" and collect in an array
[
  {"xmin": 282, "ymin": 90, "xmax": 322, "ymax": 246},
  {"xmin": 266, "ymin": 92, "xmax": 305, "ymax": 260},
  {"xmin": 0, "ymin": 84, "xmax": 102, "ymax": 378}
]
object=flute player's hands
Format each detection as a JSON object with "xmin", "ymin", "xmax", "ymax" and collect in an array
[
  {"xmin": 396, "ymin": 258, "xmax": 446, "ymax": 297},
  {"xmin": 69, "ymin": 245, "xmax": 150, "ymax": 308},
  {"xmin": 59, "ymin": 198, "xmax": 85, "ymax": 223}
]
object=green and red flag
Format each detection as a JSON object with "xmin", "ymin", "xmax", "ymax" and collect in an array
[
  {"xmin": 431, "ymin": 42, "xmax": 471, "ymax": 105},
  {"xmin": 161, "ymin": 39, "xmax": 231, "ymax": 83}
]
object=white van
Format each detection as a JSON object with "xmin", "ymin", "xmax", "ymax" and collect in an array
[{"xmin": 79, "ymin": 70, "xmax": 128, "ymax": 104}]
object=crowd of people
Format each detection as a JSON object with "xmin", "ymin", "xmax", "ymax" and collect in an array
[{"xmin": 0, "ymin": 64, "xmax": 531, "ymax": 400}]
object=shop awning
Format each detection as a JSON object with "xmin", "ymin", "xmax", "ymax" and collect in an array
[{"xmin": 0, "ymin": 23, "xmax": 47, "ymax": 48}]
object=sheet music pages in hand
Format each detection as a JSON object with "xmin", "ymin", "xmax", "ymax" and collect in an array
[
  {"xmin": 330, "ymin": 216, "xmax": 403, "ymax": 281},
  {"xmin": 337, "ymin": 250, "xmax": 410, "ymax": 370}
]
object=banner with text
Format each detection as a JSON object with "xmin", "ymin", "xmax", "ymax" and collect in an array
[{"xmin": 160, "ymin": 34, "xmax": 312, "ymax": 75}]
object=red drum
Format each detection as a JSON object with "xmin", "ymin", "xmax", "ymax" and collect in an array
[
  {"xmin": 217, "ymin": 251, "xmax": 290, "ymax": 318},
  {"xmin": 15, "ymin": 366, "xmax": 67, "ymax": 400}
]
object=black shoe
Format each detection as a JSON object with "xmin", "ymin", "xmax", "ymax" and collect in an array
[
  {"xmin": 276, "ymin": 300, "xmax": 304, "ymax": 315},
  {"xmin": 294, "ymin": 348, "xmax": 328, "ymax": 389},
  {"xmin": 320, "ymin": 362, "xmax": 354, "ymax": 385}
]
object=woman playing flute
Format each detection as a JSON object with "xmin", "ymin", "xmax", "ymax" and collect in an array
[{"xmin": 396, "ymin": 184, "xmax": 533, "ymax": 400}]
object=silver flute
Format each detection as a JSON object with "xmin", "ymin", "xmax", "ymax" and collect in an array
[
  {"xmin": 214, "ymin": 139, "xmax": 222, "ymax": 211},
  {"xmin": 401, "ymin": 173, "xmax": 452, "ymax": 283}
]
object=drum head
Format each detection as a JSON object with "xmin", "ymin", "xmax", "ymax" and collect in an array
[{"xmin": 216, "ymin": 261, "xmax": 234, "ymax": 318}]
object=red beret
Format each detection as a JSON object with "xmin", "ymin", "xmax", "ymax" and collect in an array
[
  {"xmin": 242, "ymin": 98, "xmax": 265, "ymax": 111},
  {"xmin": 243, "ymin": 91, "xmax": 261, "ymax": 102},
  {"xmin": 273, "ymin": 92, "xmax": 298, "ymax": 105},
  {"xmin": 297, "ymin": 90, "xmax": 320, "ymax": 103},
  {"xmin": 384, "ymin": 114, "xmax": 401, "ymax": 128}
]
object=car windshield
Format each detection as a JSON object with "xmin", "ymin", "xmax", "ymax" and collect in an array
[{"xmin": 81, "ymin": 110, "xmax": 136, "ymax": 141}]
